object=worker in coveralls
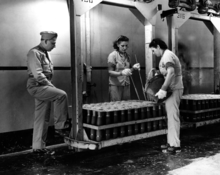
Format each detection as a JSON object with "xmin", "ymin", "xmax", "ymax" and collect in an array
[
  {"xmin": 149, "ymin": 38, "xmax": 184, "ymax": 154},
  {"xmin": 107, "ymin": 35, "xmax": 140, "ymax": 101},
  {"xmin": 26, "ymin": 31, "xmax": 71, "ymax": 155}
]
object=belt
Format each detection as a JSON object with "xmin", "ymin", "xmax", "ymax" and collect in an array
[{"xmin": 28, "ymin": 75, "xmax": 52, "ymax": 80}]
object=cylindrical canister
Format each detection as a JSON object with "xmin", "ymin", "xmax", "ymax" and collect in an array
[
  {"xmin": 127, "ymin": 109, "xmax": 133, "ymax": 136},
  {"xmin": 153, "ymin": 106, "xmax": 157, "ymax": 118},
  {"xmin": 147, "ymin": 107, "xmax": 151, "ymax": 118},
  {"xmin": 202, "ymin": 100, "xmax": 206, "ymax": 109},
  {"xmin": 158, "ymin": 120, "xmax": 163, "ymax": 129},
  {"xmin": 152, "ymin": 120, "xmax": 158, "ymax": 131},
  {"xmin": 185, "ymin": 100, "xmax": 189, "ymax": 110},
  {"xmin": 120, "ymin": 111, "xmax": 125, "ymax": 137},
  {"xmin": 113, "ymin": 111, "xmax": 118, "ymax": 138},
  {"xmin": 105, "ymin": 112, "xmax": 110, "ymax": 140},
  {"xmin": 141, "ymin": 107, "xmax": 146, "ymax": 119},
  {"xmin": 146, "ymin": 122, "xmax": 152, "ymax": 132},
  {"xmin": 140, "ymin": 123, "xmax": 145, "ymax": 133},
  {"xmin": 192, "ymin": 100, "xmax": 197, "ymax": 111},
  {"xmin": 134, "ymin": 109, "xmax": 139, "ymax": 134},
  {"xmin": 197, "ymin": 100, "xmax": 201, "ymax": 110},
  {"xmin": 97, "ymin": 112, "xmax": 102, "ymax": 126},
  {"xmin": 158, "ymin": 105, "xmax": 162, "ymax": 117},
  {"xmin": 86, "ymin": 110, "xmax": 91, "ymax": 124},
  {"xmin": 90, "ymin": 129, "xmax": 96, "ymax": 141},
  {"xmin": 134, "ymin": 109, "xmax": 139, "ymax": 120},
  {"xmin": 96, "ymin": 130, "xmax": 102, "ymax": 141},
  {"xmin": 91, "ymin": 111, "xmax": 97, "ymax": 125}
]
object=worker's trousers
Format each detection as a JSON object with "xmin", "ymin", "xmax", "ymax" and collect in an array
[
  {"xmin": 165, "ymin": 89, "xmax": 183, "ymax": 147},
  {"xmin": 27, "ymin": 84, "xmax": 69, "ymax": 149},
  {"xmin": 109, "ymin": 85, "xmax": 130, "ymax": 101}
]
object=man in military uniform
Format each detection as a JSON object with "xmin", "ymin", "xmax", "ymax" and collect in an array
[{"xmin": 27, "ymin": 31, "xmax": 71, "ymax": 155}]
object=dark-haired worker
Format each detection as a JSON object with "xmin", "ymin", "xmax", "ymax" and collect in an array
[
  {"xmin": 149, "ymin": 38, "xmax": 184, "ymax": 154},
  {"xmin": 107, "ymin": 35, "xmax": 140, "ymax": 101}
]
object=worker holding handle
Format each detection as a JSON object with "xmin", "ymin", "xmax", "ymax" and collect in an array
[
  {"xmin": 149, "ymin": 38, "xmax": 184, "ymax": 154},
  {"xmin": 107, "ymin": 35, "xmax": 140, "ymax": 101}
]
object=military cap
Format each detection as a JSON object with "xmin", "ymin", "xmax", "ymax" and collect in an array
[{"xmin": 40, "ymin": 31, "xmax": 58, "ymax": 40}]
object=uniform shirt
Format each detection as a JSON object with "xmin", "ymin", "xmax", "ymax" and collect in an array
[
  {"xmin": 108, "ymin": 50, "xmax": 130, "ymax": 86},
  {"xmin": 159, "ymin": 49, "xmax": 183, "ymax": 91},
  {"xmin": 27, "ymin": 45, "xmax": 53, "ymax": 87}
]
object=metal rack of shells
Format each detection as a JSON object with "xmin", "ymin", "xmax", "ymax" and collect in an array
[
  {"xmin": 82, "ymin": 100, "xmax": 167, "ymax": 149},
  {"xmin": 180, "ymin": 94, "xmax": 220, "ymax": 127}
]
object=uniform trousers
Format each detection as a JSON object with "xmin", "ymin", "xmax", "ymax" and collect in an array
[
  {"xmin": 109, "ymin": 85, "xmax": 130, "ymax": 101},
  {"xmin": 165, "ymin": 89, "xmax": 183, "ymax": 147},
  {"xmin": 27, "ymin": 84, "xmax": 68, "ymax": 149}
]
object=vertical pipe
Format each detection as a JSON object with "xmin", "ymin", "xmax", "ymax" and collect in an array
[
  {"xmin": 69, "ymin": 0, "xmax": 83, "ymax": 140},
  {"xmin": 167, "ymin": 16, "xmax": 178, "ymax": 55},
  {"xmin": 214, "ymin": 26, "xmax": 220, "ymax": 93},
  {"xmin": 69, "ymin": 0, "xmax": 76, "ymax": 139},
  {"xmin": 145, "ymin": 21, "xmax": 155, "ymax": 79}
]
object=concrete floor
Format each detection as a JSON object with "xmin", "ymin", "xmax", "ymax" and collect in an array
[{"xmin": 0, "ymin": 123, "xmax": 220, "ymax": 175}]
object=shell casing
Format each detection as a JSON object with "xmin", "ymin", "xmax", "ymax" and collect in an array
[
  {"xmin": 146, "ymin": 122, "xmax": 152, "ymax": 132},
  {"xmin": 120, "ymin": 110, "xmax": 125, "ymax": 137},
  {"xmin": 105, "ymin": 112, "xmax": 110, "ymax": 140},
  {"xmin": 82, "ymin": 100, "xmax": 166, "ymax": 141}
]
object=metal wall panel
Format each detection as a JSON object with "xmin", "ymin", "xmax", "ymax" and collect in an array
[
  {"xmin": 0, "ymin": 70, "xmax": 71, "ymax": 133},
  {"xmin": 89, "ymin": 69, "xmax": 146, "ymax": 103},
  {"xmin": 89, "ymin": 70, "xmax": 109, "ymax": 103},
  {"xmin": 87, "ymin": 4, "xmax": 146, "ymax": 103},
  {"xmin": 0, "ymin": 0, "xmax": 71, "ymax": 133},
  {"xmin": 0, "ymin": 71, "xmax": 33, "ymax": 133},
  {"xmin": 190, "ymin": 69, "xmax": 214, "ymax": 94},
  {"xmin": 0, "ymin": 0, "xmax": 70, "ymax": 67},
  {"xmin": 90, "ymin": 4, "xmax": 145, "ymax": 67},
  {"xmin": 179, "ymin": 20, "xmax": 213, "ymax": 93},
  {"xmin": 155, "ymin": 0, "xmax": 214, "ymax": 94}
]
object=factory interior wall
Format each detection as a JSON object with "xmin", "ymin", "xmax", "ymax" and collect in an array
[
  {"xmin": 87, "ymin": 1, "xmax": 215, "ymax": 103},
  {"xmin": 0, "ymin": 0, "xmax": 216, "ymax": 133},
  {"xmin": 0, "ymin": 0, "xmax": 71, "ymax": 133},
  {"xmin": 88, "ymin": 4, "xmax": 146, "ymax": 103},
  {"xmin": 155, "ymin": 0, "xmax": 214, "ymax": 94}
]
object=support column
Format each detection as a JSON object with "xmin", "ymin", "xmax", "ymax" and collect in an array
[
  {"xmin": 145, "ymin": 22, "xmax": 155, "ymax": 76},
  {"xmin": 167, "ymin": 16, "xmax": 178, "ymax": 54},
  {"xmin": 69, "ymin": 0, "xmax": 83, "ymax": 140},
  {"xmin": 134, "ymin": 0, "xmax": 161, "ymax": 79},
  {"xmin": 214, "ymin": 27, "xmax": 220, "ymax": 93},
  {"xmin": 166, "ymin": 11, "xmax": 191, "ymax": 55}
]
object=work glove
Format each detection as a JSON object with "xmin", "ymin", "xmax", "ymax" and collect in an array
[
  {"xmin": 155, "ymin": 89, "xmax": 167, "ymax": 99},
  {"xmin": 121, "ymin": 68, "xmax": 132, "ymax": 76},
  {"xmin": 133, "ymin": 63, "xmax": 140, "ymax": 71}
]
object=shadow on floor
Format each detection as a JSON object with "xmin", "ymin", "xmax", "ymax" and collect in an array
[{"xmin": 0, "ymin": 124, "xmax": 220, "ymax": 175}]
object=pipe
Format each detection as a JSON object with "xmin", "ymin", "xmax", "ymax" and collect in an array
[
  {"xmin": 130, "ymin": 76, "xmax": 140, "ymax": 100},
  {"xmin": 135, "ymin": 55, "xmax": 147, "ymax": 100}
]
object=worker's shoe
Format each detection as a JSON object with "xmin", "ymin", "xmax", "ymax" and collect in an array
[
  {"xmin": 161, "ymin": 143, "xmax": 170, "ymax": 149},
  {"xmin": 55, "ymin": 118, "xmax": 72, "ymax": 137},
  {"xmin": 55, "ymin": 129, "xmax": 70, "ymax": 137},
  {"xmin": 167, "ymin": 146, "xmax": 181, "ymax": 154},
  {"xmin": 161, "ymin": 143, "xmax": 170, "ymax": 153},
  {"xmin": 33, "ymin": 148, "xmax": 55, "ymax": 155}
]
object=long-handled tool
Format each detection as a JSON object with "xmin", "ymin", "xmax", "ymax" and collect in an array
[
  {"xmin": 130, "ymin": 76, "xmax": 140, "ymax": 100},
  {"xmin": 135, "ymin": 55, "xmax": 147, "ymax": 100}
]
